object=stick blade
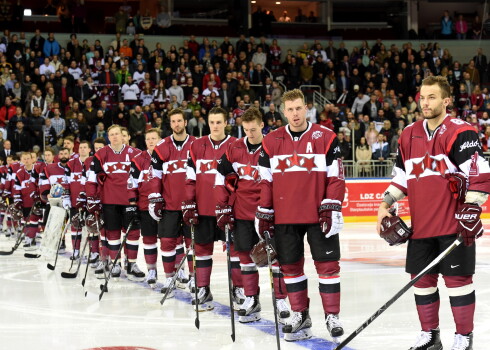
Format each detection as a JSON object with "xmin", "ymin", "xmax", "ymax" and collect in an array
[
  {"xmin": 0, "ymin": 250, "xmax": 14, "ymax": 255},
  {"xmin": 81, "ymin": 278, "xmax": 86, "ymax": 287},
  {"xmin": 61, "ymin": 272, "xmax": 77, "ymax": 278},
  {"xmin": 24, "ymin": 253, "xmax": 41, "ymax": 258},
  {"xmin": 195, "ymin": 318, "xmax": 200, "ymax": 329},
  {"xmin": 47, "ymin": 263, "xmax": 55, "ymax": 270},
  {"xmin": 231, "ymin": 334, "xmax": 235, "ymax": 342}
]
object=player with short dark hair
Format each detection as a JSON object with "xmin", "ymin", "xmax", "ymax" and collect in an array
[
  {"xmin": 377, "ymin": 76, "xmax": 490, "ymax": 350},
  {"xmin": 182, "ymin": 107, "xmax": 244, "ymax": 310},
  {"xmin": 257, "ymin": 89, "xmax": 346, "ymax": 342},
  {"xmin": 215, "ymin": 107, "xmax": 291, "ymax": 323}
]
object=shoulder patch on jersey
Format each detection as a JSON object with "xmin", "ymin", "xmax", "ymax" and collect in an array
[
  {"xmin": 311, "ymin": 130, "xmax": 323, "ymax": 140},
  {"xmin": 128, "ymin": 148, "xmax": 133, "ymax": 154}
]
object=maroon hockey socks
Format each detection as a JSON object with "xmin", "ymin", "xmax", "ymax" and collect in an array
[
  {"xmin": 143, "ymin": 236, "xmax": 158, "ymax": 270},
  {"xmin": 413, "ymin": 274, "xmax": 440, "ymax": 331},
  {"xmin": 238, "ymin": 251, "xmax": 259, "ymax": 296},
  {"xmin": 444, "ymin": 275, "xmax": 475, "ymax": 335},
  {"xmin": 282, "ymin": 258, "xmax": 309, "ymax": 312},
  {"xmin": 160, "ymin": 237, "xmax": 178, "ymax": 277},
  {"xmin": 315, "ymin": 260, "xmax": 341, "ymax": 315}
]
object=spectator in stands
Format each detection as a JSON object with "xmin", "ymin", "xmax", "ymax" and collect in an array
[
  {"xmin": 356, "ymin": 137, "xmax": 371, "ymax": 176},
  {"xmin": 43, "ymin": 32, "xmax": 60, "ymax": 58},
  {"xmin": 306, "ymin": 101, "xmax": 318, "ymax": 123},
  {"xmin": 9, "ymin": 120, "xmax": 30, "ymax": 153},
  {"xmin": 471, "ymin": 15, "xmax": 483, "ymax": 39},
  {"xmin": 440, "ymin": 10, "xmax": 454, "ymax": 39},
  {"xmin": 295, "ymin": 9, "xmax": 307, "ymax": 23},
  {"xmin": 337, "ymin": 131, "xmax": 351, "ymax": 160},
  {"xmin": 365, "ymin": 121, "xmax": 379, "ymax": 146},
  {"xmin": 455, "ymin": 14, "xmax": 468, "ymax": 39},
  {"xmin": 278, "ymin": 11, "xmax": 291, "ymax": 23}
]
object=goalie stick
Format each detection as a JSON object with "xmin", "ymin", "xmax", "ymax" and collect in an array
[{"xmin": 334, "ymin": 235, "xmax": 463, "ymax": 350}]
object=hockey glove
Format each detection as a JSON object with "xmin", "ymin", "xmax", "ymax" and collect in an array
[
  {"xmin": 455, "ymin": 203, "xmax": 484, "ymax": 246},
  {"xmin": 447, "ymin": 173, "xmax": 467, "ymax": 204},
  {"xmin": 216, "ymin": 204, "xmax": 234, "ymax": 232},
  {"xmin": 255, "ymin": 207, "xmax": 274, "ymax": 239},
  {"xmin": 182, "ymin": 200, "xmax": 199, "ymax": 226},
  {"xmin": 30, "ymin": 191, "xmax": 41, "ymax": 202},
  {"xmin": 87, "ymin": 196, "xmax": 101, "ymax": 215},
  {"xmin": 125, "ymin": 205, "xmax": 140, "ymax": 225},
  {"xmin": 319, "ymin": 199, "xmax": 344, "ymax": 238},
  {"xmin": 62, "ymin": 195, "xmax": 71, "ymax": 210},
  {"xmin": 75, "ymin": 192, "xmax": 87, "ymax": 209},
  {"xmin": 148, "ymin": 193, "xmax": 165, "ymax": 222}
]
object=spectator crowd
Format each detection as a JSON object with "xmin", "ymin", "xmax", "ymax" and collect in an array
[{"xmin": 0, "ymin": 27, "xmax": 489, "ymax": 175}]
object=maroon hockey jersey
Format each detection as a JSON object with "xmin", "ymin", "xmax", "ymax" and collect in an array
[
  {"xmin": 391, "ymin": 116, "xmax": 490, "ymax": 239},
  {"xmin": 39, "ymin": 162, "xmax": 70, "ymax": 198},
  {"xmin": 86, "ymin": 145, "xmax": 141, "ymax": 205},
  {"xmin": 5, "ymin": 162, "xmax": 22, "ymax": 196},
  {"xmin": 186, "ymin": 135, "xmax": 236, "ymax": 216},
  {"xmin": 0, "ymin": 165, "xmax": 7, "ymax": 193},
  {"xmin": 13, "ymin": 167, "xmax": 37, "ymax": 207},
  {"xmin": 258, "ymin": 122, "xmax": 345, "ymax": 224},
  {"xmin": 150, "ymin": 135, "xmax": 196, "ymax": 211},
  {"xmin": 128, "ymin": 150, "xmax": 155, "ymax": 211},
  {"xmin": 67, "ymin": 157, "xmax": 91, "ymax": 207},
  {"xmin": 215, "ymin": 137, "xmax": 262, "ymax": 221}
]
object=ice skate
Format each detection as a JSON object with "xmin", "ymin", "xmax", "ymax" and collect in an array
[
  {"xmin": 23, "ymin": 237, "xmax": 36, "ymax": 251},
  {"xmin": 160, "ymin": 276, "xmax": 176, "ymax": 297},
  {"xmin": 238, "ymin": 295, "xmax": 261, "ymax": 323},
  {"xmin": 110, "ymin": 262, "xmax": 122, "ymax": 278},
  {"xmin": 282, "ymin": 309, "xmax": 313, "ymax": 342},
  {"xmin": 408, "ymin": 328, "xmax": 443, "ymax": 350},
  {"xmin": 95, "ymin": 260, "xmax": 109, "ymax": 279},
  {"xmin": 232, "ymin": 286, "xmax": 246, "ymax": 311},
  {"xmin": 126, "ymin": 262, "xmax": 145, "ymax": 282},
  {"xmin": 192, "ymin": 286, "xmax": 214, "ymax": 311},
  {"xmin": 89, "ymin": 252, "xmax": 99, "ymax": 268},
  {"xmin": 187, "ymin": 275, "xmax": 195, "ymax": 293},
  {"xmin": 176, "ymin": 268, "xmax": 188, "ymax": 289},
  {"xmin": 276, "ymin": 298, "xmax": 291, "ymax": 324},
  {"xmin": 325, "ymin": 313, "xmax": 344, "ymax": 343},
  {"xmin": 146, "ymin": 269, "xmax": 157, "ymax": 287},
  {"xmin": 58, "ymin": 240, "xmax": 66, "ymax": 254},
  {"xmin": 451, "ymin": 332, "xmax": 473, "ymax": 350},
  {"xmin": 70, "ymin": 250, "xmax": 80, "ymax": 261}
]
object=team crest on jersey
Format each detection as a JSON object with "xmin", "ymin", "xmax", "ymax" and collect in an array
[
  {"xmin": 312, "ymin": 131, "xmax": 323, "ymax": 140},
  {"xmin": 128, "ymin": 148, "xmax": 133, "ymax": 153},
  {"xmin": 439, "ymin": 124, "xmax": 447, "ymax": 135},
  {"xmin": 410, "ymin": 153, "xmax": 448, "ymax": 180},
  {"xmin": 469, "ymin": 152, "xmax": 479, "ymax": 176}
]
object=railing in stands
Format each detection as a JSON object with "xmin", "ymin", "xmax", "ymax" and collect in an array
[
  {"xmin": 278, "ymin": 81, "xmax": 287, "ymax": 93},
  {"xmin": 343, "ymin": 160, "xmax": 395, "ymax": 179},
  {"xmin": 299, "ymin": 85, "xmax": 322, "ymax": 94},
  {"xmin": 313, "ymin": 91, "xmax": 332, "ymax": 113}
]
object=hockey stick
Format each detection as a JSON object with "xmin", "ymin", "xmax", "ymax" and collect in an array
[
  {"xmin": 98, "ymin": 217, "xmax": 136, "ymax": 301},
  {"xmin": 61, "ymin": 229, "xmax": 89, "ymax": 278},
  {"xmin": 265, "ymin": 231, "xmax": 281, "ymax": 350},
  {"xmin": 83, "ymin": 214, "xmax": 102, "ymax": 297},
  {"xmin": 0, "ymin": 212, "xmax": 25, "ymax": 256},
  {"xmin": 191, "ymin": 224, "xmax": 200, "ymax": 329},
  {"xmin": 47, "ymin": 215, "xmax": 70, "ymax": 270},
  {"xmin": 225, "ymin": 225, "xmax": 236, "ymax": 342},
  {"xmin": 160, "ymin": 253, "xmax": 188, "ymax": 305},
  {"xmin": 334, "ymin": 235, "xmax": 463, "ymax": 350},
  {"xmin": 67, "ymin": 209, "xmax": 83, "ymax": 270}
]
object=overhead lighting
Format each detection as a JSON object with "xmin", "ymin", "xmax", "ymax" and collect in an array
[
  {"xmin": 251, "ymin": 0, "xmax": 256, "ymax": 3},
  {"xmin": 24, "ymin": 9, "xmax": 32, "ymax": 16},
  {"xmin": 275, "ymin": 1, "xmax": 281, "ymax": 4}
]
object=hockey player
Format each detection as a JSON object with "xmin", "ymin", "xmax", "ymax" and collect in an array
[
  {"xmin": 377, "ymin": 76, "xmax": 490, "ymax": 350},
  {"xmin": 63, "ymin": 136, "xmax": 79, "ymax": 160},
  {"xmin": 66, "ymin": 141, "xmax": 92, "ymax": 260},
  {"xmin": 215, "ymin": 107, "xmax": 291, "ymax": 323},
  {"xmin": 148, "ymin": 109, "xmax": 196, "ymax": 296},
  {"xmin": 86, "ymin": 125, "xmax": 145, "ymax": 281},
  {"xmin": 3, "ymin": 155, "xmax": 22, "ymax": 238},
  {"xmin": 127, "ymin": 128, "xmax": 161, "ymax": 286},
  {"xmin": 182, "ymin": 106, "xmax": 244, "ymax": 310},
  {"xmin": 13, "ymin": 152, "xmax": 42, "ymax": 250},
  {"xmin": 0, "ymin": 157, "xmax": 9, "ymax": 237},
  {"xmin": 256, "ymin": 89, "xmax": 345, "ymax": 342},
  {"xmin": 38, "ymin": 148, "xmax": 72, "ymax": 253}
]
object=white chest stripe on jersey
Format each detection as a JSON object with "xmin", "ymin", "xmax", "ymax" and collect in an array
[
  {"xmin": 404, "ymin": 154, "xmax": 456, "ymax": 181},
  {"xmin": 270, "ymin": 153, "xmax": 326, "ymax": 174}
]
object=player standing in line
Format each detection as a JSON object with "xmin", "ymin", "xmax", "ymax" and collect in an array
[
  {"xmin": 148, "ymin": 109, "xmax": 196, "ymax": 296},
  {"xmin": 36, "ymin": 148, "xmax": 56, "ymax": 236},
  {"xmin": 89, "ymin": 138, "xmax": 107, "ymax": 269},
  {"xmin": 377, "ymin": 76, "xmax": 490, "ymax": 350},
  {"xmin": 66, "ymin": 141, "xmax": 92, "ymax": 260},
  {"xmin": 256, "ymin": 89, "xmax": 345, "ymax": 342},
  {"xmin": 127, "ymin": 128, "xmax": 161, "ymax": 287},
  {"xmin": 86, "ymin": 125, "xmax": 145, "ymax": 281},
  {"xmin": 214, "ymin": 107, "xmax": 291, "ymax": 323},
  {"xmin": 3, "ymin": 155, "xmax": 21, "ymax": 238},
  {"xmin": 63, "ymin": 136, "xmax": 79, "ymax": 160},
  {"xmin": 38, "ymin": 148, "xmax": 72, "ymax": 253},
  {"xmin": 0, "ymin": 157, "xmax": 9, "ymax": 237},
  {"xmin": 182, "ymin": 107, "xmax": 245, "ymax": 310},
  {"xmin": 13, "ymin": 152, "xmax": 42, "ymax": 250}
]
